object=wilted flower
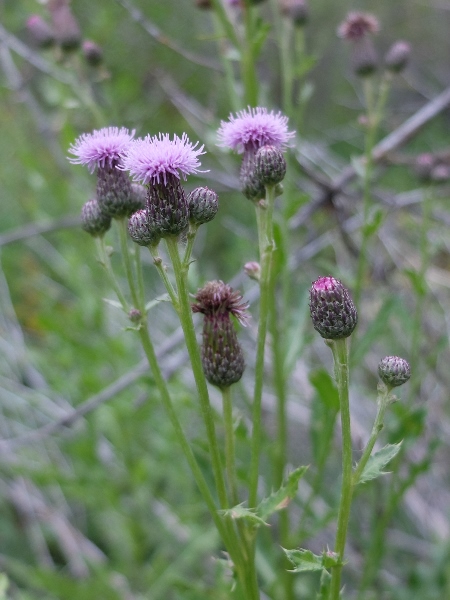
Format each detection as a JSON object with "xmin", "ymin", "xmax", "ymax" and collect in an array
[
  {"xmin": 338, "ymin": 12, "xmax": 379, "ymax": 77},
  {"xmin": 48, "ymin": 0, "xmax": 81, "ymax": 51},
  {"xmin": 309, "ymin": 276, "xmax": 358, "ymax": 340},
  {"xmin": 337, "ymin": 12, "xmax": 379, "ymax": 40},
  {"xmin": 279, "ymin": 0, "xmax": 309, "ymax": 26},
  {"xmin": 192, "ymin": 281, "xmax": 249, "ymax": 387}
]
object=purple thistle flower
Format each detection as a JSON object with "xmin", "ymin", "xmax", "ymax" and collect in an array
[
  {"xmin": 68, "ymin": 126, "xmax": 135, "ymax": 173},
  {"xmin": 217, "ymin": 106, "xmax": 295, "ymax": 154},
  {"xmin": 121, "ymin": 133, "xmax": 206, "ymax": 186}
]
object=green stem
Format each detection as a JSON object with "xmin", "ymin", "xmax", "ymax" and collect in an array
[
  {"xmin": 222, "ymin": 386, "xmax": 239, "ymax": 506},
  {"xmin": 354, "ymin": 74, "xmax": 392, "ymax": 307},
  {"xmin": 182, "ymin": 224, "xmax": 198, "ymax": 269},
  {"xmin": 148, "ymin": 245, "xmax": 179, "ymax": 309},
  {"xmin": 249, "ymin": 187, "xmax": 277, "ymax": 509},
  {"xmin": 95, "ymin": 236, "xmax": 129, "ymax": 311},
  {"xmin": 329, "ymin": 337, "xmax": 353, "ymax": 600},
  {"xmin": 117, "ymin": 218, "xmax": 139, "ymax": 309},
  {"xmin": 134, "ymin": 245, "xmax": 145, "ymax": 310},
  {"xmin": 164, "ymin": 236, "xmax": 229, "ymax": 511},
  {"xmin": 353, "ymin": 384, "xmax": 394, "ymax": 486}
]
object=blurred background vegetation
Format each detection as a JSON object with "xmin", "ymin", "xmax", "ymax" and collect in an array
[{"xmin": 1, "ymin": 0, "xmax": 450, "ymax": 598}]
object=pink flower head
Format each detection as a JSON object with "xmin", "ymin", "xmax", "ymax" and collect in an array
[
  {"xmin": 68, "ymin": 126, "xmax": 135, "ymax": 173},
  {"xmin": 217, "ymin": 106, "xmax": 295, "ymax": 154},
  {"xmin": 192, "ymin": 280, "xmax": 250, "ymax": 327},
  {"xmin": 122, "ymin": 133, "xmax": 206, "ymax": 185}
]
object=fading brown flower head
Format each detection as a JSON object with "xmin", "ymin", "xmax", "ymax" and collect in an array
[
  {"xmin": 193, "ymin": 281, "xmax": 249, "ymax": 388},
  {"xmin": 192, "ymin": 281, "xmax": 249, "ymax": 326},
  {"xmin": 337, "ymin": 12, "xmax": 379, "ymax": 41}
]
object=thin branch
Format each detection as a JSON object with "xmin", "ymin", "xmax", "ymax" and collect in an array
[
  {"xmin": 114, "ymin": 0, "xmax": 222, "ymax": 72},
  {"xmin": 290, "ymin": 85, "xmax": 450, "ymax": 228}
]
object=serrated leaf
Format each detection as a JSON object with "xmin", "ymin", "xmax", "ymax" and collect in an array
[
  {"xmin": 359, "ymin": 442, "xmax": 403, "ymax": 484},
  {"xmin": 283, "ymin": 548, "xmax": 340, "ymax": 573},
  {"xmin": 257, "ymin": 467, "xmax": 308, "ymax": 521},
  {"xmin": 220, "ymin": 504, "xmax": 268, "ymax": 527}
]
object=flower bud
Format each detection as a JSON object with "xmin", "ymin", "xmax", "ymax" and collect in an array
[
  {"xmin": 244, "ymin": 261, "xmax": 261, "ymax": 281},
  {"xmin": 254, "ymin": 145, "xmax": 287, "ymax": 187},
  {"xmin": 147, "ymin": 174, "xmax": 189, "ymax": 237},
  {"xmin": 384, "ymin": 41, "xmax": 411, "ymax": 73},
  {"xmin": 192, "ymin": 281, "xmax": 249, "ymax": 388},
  {"xmin": 279, "ymin": 0, "xmax": 309, "ymax": 27},
  {"xmin": 48, "ymin": 1, "xmax": 81, "ymax": 52},
  {"xmin": 240, "ymin": 151, "xmax": 266, "ymax": 201},
  {"xmin": 26, "ymin": 15, "xmax": 55, "ymax": 49},
  {"xmin": 350, "ymin": 38, "xmax": 378, "ymax": 77},
  {"xmin": 81, "ymin": 199, "xmax": 111, "ymax": 237},
  {"xmin": 188, "ymin": 187, "xmax": 219, "ymax": 225},
  {"xmin": 309, "ymin": 276, "xmax": 358, "ymax": 339},
  {"xmin": 82, "ymin": 40, "xmax": 103, "ymax": 67},
  {"xmin": 128, "ymin": 210, "xmax": 160, "ymax": 247},
  {"xmin": 378, "ymin": 356, "xmax": 411, "ymax": 388},
  {"xmin": 128, "ymin": 308, "xmax": 142, "ymax": 323},
  {"xmin": 96, "ymin": 165, "xmax": 135, "ymax": 219}
]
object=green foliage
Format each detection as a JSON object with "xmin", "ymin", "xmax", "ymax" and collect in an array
[{"xmin": 359, "ymin": 442, "xmax": 403, "ymax": 484}]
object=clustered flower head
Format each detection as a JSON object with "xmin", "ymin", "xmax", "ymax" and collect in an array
[
  {"xmin": 309, "ymin": 276, "xmax": 358, "ymax": 340},
  {"xmin": 192, "ymin": 281, "xmax": 249, "ymax": 388},
  {"xmin": 218, "ymin": 106, "xmax": 294, "ymax": 154},
  {"xmin": 338, "ymin": 12, "xmax": 380, "ymax": 77},
  {"xmin": 122, "ymin": 133, "xmax": 205, "ymax": 185},
  {"xmin": 68, "ymin": 127, "xmax": 135, "ymax": 174},
  {"xmin": 218, "ymin": 106, "xmax": 293, "ymax": 200}
]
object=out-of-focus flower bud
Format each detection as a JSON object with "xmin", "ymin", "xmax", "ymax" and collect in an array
[
  {"xmin": 244, "ymin": 261, "xmax": 261, "ymax": 281},
  {"xmin": 81, "ymin": 198, "xmax": 111, "ymax": 237},
  {"xmin": 378, "ymin": 356, "xmax": 411, "ymax": 388},
  {"xmin": 279, "ymin": 0, "xmax": 309, "ymax": 27},
  {"xmin": 26, "ymin": 15, "xmax": 55, "ymax": 49},
  {"xmin": 384, "ymin": 40, "xmax": 411, "ymax": 73},
  {"xmin": 309, "ymin": 276, "xmax": 358, "ymax": 339},
  {"xmin": 48, "ymin": 0, "xmax": 81, "ymax": 52},
  {"xmin": 82, "ymin": 40, "xmax": 103, "ymax": 67},
  {"xmin": 338, "ymin": 12, "xmax": 379, "ymax": 77}
]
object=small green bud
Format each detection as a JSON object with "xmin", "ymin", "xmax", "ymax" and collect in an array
[
  {"xmin": 81, "ymin": 199, "xmax": 111, "ymax": 237},
  {"xmin": 309, "ymin": 276, "xmax": 358, "ymax": 339},
  {"xmin": 378, "ymin": 356, "xmax": 411, "ymax": 388},
  {"xmin": 188, "ymin": 187, "xmax": 219, "ymax": 225}
]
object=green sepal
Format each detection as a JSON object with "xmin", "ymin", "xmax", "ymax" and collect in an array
[
  {"xmin": 219, "ymin": 504, "xmax": 268, "ymax": 527},
  {"xmin": 358, "ymin": 441, "xmax": 403, "ymax": 484}
]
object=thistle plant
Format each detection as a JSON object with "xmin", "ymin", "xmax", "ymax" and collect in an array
[{"xmin": 1, "ymin": 3, "xmax": 439, "ymax": 600}]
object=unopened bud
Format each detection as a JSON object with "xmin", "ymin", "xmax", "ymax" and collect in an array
[
  {"xmin": 82, "ymin": 40, "xmax": 103, "ymax": 67},
  {"xmin": 240, "ymin": 151, "xmax": 266, "ymax": 201},
  {"xmin": 414, "ymin": 153, "xmax": 435, "ymax": 181},
  {"xmin": 128, "ymin": 210, "xmax": 160, "ymax": 247},
  {"xmin": 384, "ymin": 41, "xmax": 411, "ymax": 73},
  {"xmin": 188, "ymin": 187, "xmax": 219, "ymax": 225},
  {"xmin": 26, "ymin": 15, "xmax": 55, "ymax": 49},
  {"xmin": 254, "ymin": 145, "xmax": 287, "ymax": 187},
  {"xmin": 279, "ymin": 0, "xmax": 309, "ymax": 26},
  {"xmin": 128, "ymin": 308, "xmax": 142, "ymax": 323},
  {"xmin": 244, "ymin": 261, "xmax": 261, "ymax": 281},
  {"xmin": 97, "ymin": 165, "xmax": 135, "ymax": 218},
  {"xmin": 81, "ymin": 199, "xmax": 111, "ymax": 237},
  {"xmin": 48, "ymin": 1, "xmax": 81, "ymax": 52},
  {"xmin": 309, "ymin": 276, "xmax": 358, "ymax": 339},
  {"xmin": 378, "ymin": 356, "xmax": 411, "ymax": 388},
  {"xmin": 147, "ymin": 174, "xmax": 189, "ymax": 237}
]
